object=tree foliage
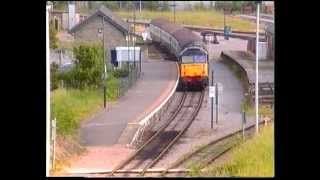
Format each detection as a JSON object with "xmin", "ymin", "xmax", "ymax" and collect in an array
[
  {"xmin": 51, "ymin": 62, "xmax": 60, "ymax": 90},
  {"xmin": 144, "ymin": 1, "xmax": 159, "ymax": 11},
  {"xmin": 52, "ymin": 1, "xmax": 68, "ymax": 11},
  {"xmin": 49, "ymin": 21, "xmax": 58, "ymax": 49},
  {"xmin": 193, "ymin": 1, "xmax": 206, "ymax": 11},
  {"xmin": 215, "ymin": 1, "xmax": 257, "ymax": 12},
  {"xmin": 62, "ymin": 44, "xmax": 104, "ymax": 89},
  {"xmin": 159, "ymin": 1, "xmax": 170, "ymax": 11},
  {"xmin": 103, "ymin": 1, "xmax": 119, "ymax": 10}
]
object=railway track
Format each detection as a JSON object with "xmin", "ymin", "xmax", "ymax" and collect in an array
[
  {"xmin": 106, "ymin": 90, "xmax": 204, "ymax": 177},
  {"xmin": 157, "ymin": 120, "xmax": 272, "ymax": 177},
  {"xmin": 76, "ymin": 120, "xmax": 271, "ymax": 177}
]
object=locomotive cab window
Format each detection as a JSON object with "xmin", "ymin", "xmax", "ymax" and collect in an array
[{"xmin": 181, "ymin": 49, "xmax": 207, "ymax": 64}]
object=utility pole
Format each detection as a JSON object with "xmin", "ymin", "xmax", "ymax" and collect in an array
[
  {"xmin": 46, "ymin": 2, "xmax": 52, "ymax": 176},
  {"xmin": 255, "ymin": 1, "xmax": 261, "ymax": 134}
]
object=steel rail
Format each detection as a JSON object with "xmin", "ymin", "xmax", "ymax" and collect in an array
[{"xmin": 140, "ymin": 90, "xmax": 205, "ymax": 176}]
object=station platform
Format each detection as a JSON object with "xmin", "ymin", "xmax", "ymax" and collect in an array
[
  {"xmin": 63, "ymin": 46, "xmax": 178, "ymax": 175},
  {"xmin": 79, "ymin": 54, "xmax": 178, "ymax": 147},
  {"xmin": 221, "ymin": 50, "xmax": 274, "ymax": 85},
  {"xmin": 221, "ymin": 50, "xmax": 274, "ymax": 104}
]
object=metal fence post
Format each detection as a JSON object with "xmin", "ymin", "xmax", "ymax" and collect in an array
[{"xmin": 51, "ymin": 118, "xmax": 56, "ymax": 169}]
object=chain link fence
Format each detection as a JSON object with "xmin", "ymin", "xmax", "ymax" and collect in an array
[{"xmin": 116, "ymin": 63, "xmax": 141, "ymax": 98}]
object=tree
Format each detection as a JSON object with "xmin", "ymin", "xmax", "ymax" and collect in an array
[
  {"xmin": 53, "ymin": 1, "xmax": 67, "ymax": 11},
  {"xmin": 194, "ymin": 1, "xmax": 206, "ymax": 11},
  {"xmin": 144, "ymin": 1, "xmax": 159, "ymax": 11},
  {"xmin": 103, "ymin": 1, "xmax": 119, "ymax": 10},
  {"xmin": 49, "ymin": 21, "xmax": 58, "ymax": 49},
  {"xmin": 160, "ymin": 1, "xmax": 170, "ymax": 11},
  {"xmin": 50, "ymin": 62, "xmax": 60, "ymax": 90},
  {"xmin": 64, "ymin": 44, "xmax": 104, "ymax": 89}
]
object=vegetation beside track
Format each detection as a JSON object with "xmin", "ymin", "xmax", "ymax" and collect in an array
[
  {"xmin": 50, "ymin": 43, "xmax": 125, "ymax": 174},
  {"xmin": 188, "ymin": 125, "xmax": 274, "ymax": 177},
  {"xmin": 115, "ymin": 10, "xmax": 256, "ymax": 32},
  {"xmin": 51, "ymin": 86, "xmax": 114, "ymax": 136}
]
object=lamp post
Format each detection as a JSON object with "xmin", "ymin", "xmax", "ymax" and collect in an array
[
  {"xmin": 100, "ymin": 16, "xmax": 107, "ymax": 109},
  {"xmin": 255, "ymin": 1, "xmax": 261, "ymax": 134}
]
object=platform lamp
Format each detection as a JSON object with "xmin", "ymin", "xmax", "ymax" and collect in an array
[{"xmin": 98, "ymin": 16, "xmax": 107, "ymax": 109}]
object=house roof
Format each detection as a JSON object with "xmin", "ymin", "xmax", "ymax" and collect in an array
[{"xmin": 69, "ymin": 6, "xmax": 129, "ymax": 34}]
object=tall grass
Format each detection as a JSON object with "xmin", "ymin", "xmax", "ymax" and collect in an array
[
  {"xmin": 51, "ymin": 75, "xmax": 119, "ymax": 136},
  {"xmin": 190, "ymin": 125, "xmax": 274, "ymax": 177},
  {"xmin": 115, "ymin": 10, "xmax": 256, "ymax": 32},
  {"xmin": 51, "ymin": 88, "xmax": 102, "ymax": 136}
]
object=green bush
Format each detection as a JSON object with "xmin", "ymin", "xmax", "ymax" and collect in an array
[
  {"xmin": 105, "ymin": 74, "xmax": 120, "ymax": 101},
  {"xmin": 50, "ymin": 22, "xmax": 58, "ymax": 49},
  {"xmin": 51, "ymin": 62, "xmax": 60, "ymax": 90},
  {"xmin": 112, "ymin": 68, "xmax": 129, "ymax": 78},
  {"xmin": 62, "ymin": 44, "xmax": 104, "ymax": 89}
]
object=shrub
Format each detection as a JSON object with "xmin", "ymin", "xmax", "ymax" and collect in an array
[
  {"xmin": 51, "ymin": 62, "xmax": 60, "ymax": 90},
  {"xmin": 50, "ymin": 23, "xmax": 58, "ymax": 49},
  {"xmin": 62, "ymin": 44, "xmax": 104, "ymax": 89},
  {"xmin": 112, "ymin": 68, "xmax": 129, "ymax": 78}
]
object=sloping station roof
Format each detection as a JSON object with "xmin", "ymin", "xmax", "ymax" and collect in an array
[
  {"xmin": 151, "ymin": 18, "xmax": 200, "ymax": 49},
  {"xmin": 70, "ymin": 6, "xmax": 129, "ymax": 34}
]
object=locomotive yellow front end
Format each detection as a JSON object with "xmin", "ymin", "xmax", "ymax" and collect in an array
[{"xmin": 179, "ymin": 53, "xmax": 209, "ymax": 90}]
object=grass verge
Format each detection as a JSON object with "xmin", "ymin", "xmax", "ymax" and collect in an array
[
  {"xmin": 115, "ymin": 10, "xmax": 256, "ymax": 32},
  {"xmin": 189, "ymin": 125, "xmax": 274, "ymax": 177},
  {"xmin": 51, "ymin": 75, "xmax": 119, "ymax": 136}
]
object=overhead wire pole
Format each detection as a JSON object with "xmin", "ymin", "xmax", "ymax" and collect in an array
[
  {"xmin": 46, "ymin": 3, "xmax": 51, "ymax": 176},
  {"xmin": 255, "ymin": 2, "xmax": 260, "ymax": 134}
]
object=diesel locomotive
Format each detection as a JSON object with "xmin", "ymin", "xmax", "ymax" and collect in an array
[{"xmin": 149, "ymin": 18, "xmax": 209, "ymax": 90}]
